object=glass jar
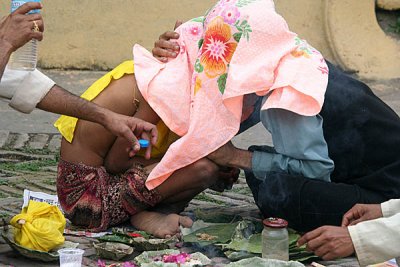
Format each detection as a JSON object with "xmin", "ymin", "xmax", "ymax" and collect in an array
[{"xmin": 262, "ymin": 217, "xmax": 289, "ymax": 261}]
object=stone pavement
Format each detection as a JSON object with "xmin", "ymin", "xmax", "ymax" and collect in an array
[{"xmin": 0, "ymin": 69, "xmax": 399, "ymax": 266}]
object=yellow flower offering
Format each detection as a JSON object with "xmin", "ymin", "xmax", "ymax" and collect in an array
[{"xmin": 10, "ymin": 200, "xmax": 66, "ymax": 252}]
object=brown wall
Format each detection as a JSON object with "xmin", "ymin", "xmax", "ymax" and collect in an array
[{"xmin": 2, "ymin": 0, "xmax": 399, "ymax": 78}]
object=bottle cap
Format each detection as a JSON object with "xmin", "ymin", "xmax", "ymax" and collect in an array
[
  {"xmin": 138, "ymin": 139, "xmax": 149, "ymax": 148},
  {"xmin": 263, "ymin": 217, "xmax": 288, "ymax": 228}
]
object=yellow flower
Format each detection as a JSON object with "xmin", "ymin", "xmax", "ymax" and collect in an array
[{"xmin": 194, "ymin": 76, "xmax": 202, "ymax": 95}]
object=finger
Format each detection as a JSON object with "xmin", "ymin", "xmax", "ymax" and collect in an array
[
  {"xmin": 314, "ymin": 244, "xmax": 332, "ymax": 259},
  {"xmin": 140, "ymin": 133, "xmax": 152, "ymax": 160},
  {"xmin": 320, "ymin": 252, "xmax": 337, "ymax": 261},
  {"xmin": 26, "ymin": 13, "xmax": 42, "ymax": 22},
  {"xmin": 27, "ymin": 15, "xmax": 45, "ymax": 32},
  {"xmin": 174, "ymin": 20, "xmax": 183, "ymax": 30},
  {"xmin": 131, "ymin": 134, "xmax": 140, "ymax": 152},
  {"xmin": 156, "ymin": 39, "xmax": 180, "ymax": 52},
  {"xmin": 349, "ymin": 218, "xmax": 364, "ymax": 226},
  {"xmin": 159, "ymin": 31, "xmax": 180, "ymax": 41},
  {"xmin": 152, "ymin": 46, "xmax": 177, "ymax": 59},
  {"xmin": 33, "ymin": 19, "xmax": 44, "ymax": 32},
  {"xmin": 31, "ymin": 31, "xmax": 43, "ymax": 41},
  {"xmin": 298, "ymin": 227, "xmax": 323, "ymax": 246},
  {"xmin": 341, "ymin": 210, "xmax": 355, "ymax": 227},
  {"xmin": 156, "ymin": 57, "xmax": 168, "ymax": 63},
  {"xmin": 306, "ymin": 235, "xmax": 326, "ymax": 252},
  {"xmin": 15, "ymin": 2, "xmax": 42, "ymax": 15},
  {"xmin": 146, "ymin": 125, "xmax": 158, "ymax": 146}
]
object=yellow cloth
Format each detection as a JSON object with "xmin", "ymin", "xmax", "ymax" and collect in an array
[
  {"xmin": 53, "ymin": 60, "xmax": 178, "ymax": 158},
  {"xmin": 10, "ymin": 200, "xmax": 66, "ymax": 252}
]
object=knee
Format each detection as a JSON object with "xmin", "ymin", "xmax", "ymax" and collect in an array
[
  {"xmin": 190, "ymin": 159, "xmax": 219, "ymax": 187},
  {"xmin": 248, "ymin": 172, "xmax": 298, "ymax": 217}
]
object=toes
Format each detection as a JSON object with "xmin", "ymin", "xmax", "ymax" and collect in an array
[{"xmin": 179, "ymin": 216, "xmax": 193, "ymax": 228}]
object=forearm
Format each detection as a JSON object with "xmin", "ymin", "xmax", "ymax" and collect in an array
[
  {"xmin": 0, "ymin": 40, "xmax": 13, "ymax": 80},
  {"xmin": 37, "ymin": 85, "xmax": 108, "ymax": 124},
  {"xmin": 260, "ymin": 107, "xmax": 334, "ymax": 181},
  {"xmin": 228, "ymin": 148, "xmax": 253, "ymax": 170},
  {"xmin": 349, "ymin": 213, "xmax": 400, "ymax": 266},
  {"xmin": 251, "ymin": 148, "xmax": 334, "ymax": 181}
]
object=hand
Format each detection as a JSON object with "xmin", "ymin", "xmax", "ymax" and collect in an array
[
  {"xmin": 297, "ymin": 226, "xmax": 355, "ymax": 260},
  {"xmin": 152, "ymin": 20, "xmax": 182, "ymax": 62},
  {"xmin": 103, "ymin": 112, "xmax": 158, "ymax": 159},
  {"xmin": 341, "ymin": 203, "xmax": 383, "ymax": 227},
  {"xmin": 0, "ymin": 2, "xmax": 44, "ymax": 53},
  {"xmin": 209, "ymin": 167, "xmax": 240, "ymax": 192},
  {"xmin": 207, "ymin": 141, "xmax": 236, "ymax": 167}
]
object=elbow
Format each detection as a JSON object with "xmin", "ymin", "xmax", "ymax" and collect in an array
[{"xmin": 304, "ymin": 160, "xmax": 334, "ymax": 182}]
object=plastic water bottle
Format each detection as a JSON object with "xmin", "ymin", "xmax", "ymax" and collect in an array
[{"xmin": 8, "ymin": 0, "xmax": 41, "ymax": 71}]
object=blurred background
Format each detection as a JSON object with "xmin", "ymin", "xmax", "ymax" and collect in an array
[{"xmin": 1, "ymin": 0, "xmax": 400, "ymax": 79}]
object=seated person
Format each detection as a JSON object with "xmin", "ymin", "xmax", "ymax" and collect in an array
[
  {"xmin": 298, "ymin": 199, "xmax": 400, "ymax": 265},
  {"xmin": 55, "ymin": 61, "xmax": 239, "ymax": 238},
  {"xmin": 56, "ymin": 0, "xmax": 334, "ymax": 237},
  {"xmin": 155, "ymin": 0, "xmax": 400, "ymax": 232}
]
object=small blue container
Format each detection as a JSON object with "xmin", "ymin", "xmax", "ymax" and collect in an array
[{"xmin": 138, "ymin": 139, "xmax": 149, "ymax": 148}]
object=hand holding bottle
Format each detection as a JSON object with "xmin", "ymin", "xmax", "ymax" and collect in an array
[
  {"xmin": 7, "ymin": 1, "xmax": 43, "ymax": 70},
  {"xmin": 0, "ymin": 2, "xmax": 43, "ymax": 53}
]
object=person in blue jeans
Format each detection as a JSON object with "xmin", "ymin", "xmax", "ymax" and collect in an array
[{"xmin": 153, "ymin": 26, "xmax": 400, "ymax": 232}]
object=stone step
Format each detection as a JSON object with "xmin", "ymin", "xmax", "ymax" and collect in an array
[
  {"xmin": 13, "ymin": 182, "xmax": 54, "ymax": 195},
  {"xmin": 0, "ymin": 185, "xmax": 23, "ymax": 197},
  {"xmin": 0, "ymin": 131, "xmax": 10, "ymax": 149},
  {"xmin": 221, "ymin": 191, "xmax": 255, "ymax": 203},
  {"xmin": 12, "ymin": 133, "xmax": 29, "ymax": 150},
  {"xmin": 202, "ymin": 191, "xmax": 249, "ymax": 206},
  {"xmin": 47, "ymin": 134, "xmax": 62, "ymax": 153},
  {"xmin": 27, "ymin": 134, "xmax": 50, "ymax": 150}
]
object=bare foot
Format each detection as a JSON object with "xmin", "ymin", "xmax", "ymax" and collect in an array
[{"xmin": 130, "ymin": 210, "xmax": 193, "ymax": 238}]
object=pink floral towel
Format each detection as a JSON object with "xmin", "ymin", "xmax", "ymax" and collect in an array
[{"xmin": 134, "ymin": 0, "xmax": 329, "ymax": 190}]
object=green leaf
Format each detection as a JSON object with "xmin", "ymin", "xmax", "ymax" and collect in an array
[
  {"xmin": 198, "ymin": 38, "xmax": 204, "ymax": 49},
  {"xmin": 226, "ymin": 257, "xmax": 307, "ymax": 267},
  {"xmin": 218, "ymin": 73, "xmax": 228, "ymax": 94},
  {"xmin": 225, "ymin": 233, "xmax": 262, "ymax": 254},
  {"xmin": 240, "ymin": 20, "xmax": 249, "ymax": 28},
  {"xmin": 233, "ymin": 32, "xmax": 242, "ymax": 43},
  {"xmin": 183, "ymin": 222, "xmax": 240, "ymax": 246},
  {"xmin": 223, "ymin": 229, "xmax": 318, "ymax": 263},
  {"xmin": 236, "ymin": 0, "xmax": 259, "ymax": 8},
  {"xmin": 191, "ymin": 16, "xmax": 205, "ymax": 23},
  {"xmin": 195, "ymin": 59, "xmax": 204, "ymax": 73}
]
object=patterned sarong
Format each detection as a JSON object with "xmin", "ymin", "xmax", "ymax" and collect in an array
[{"xmin": 57, "ymin": 159, "xmax": 162, "ymax": 232}]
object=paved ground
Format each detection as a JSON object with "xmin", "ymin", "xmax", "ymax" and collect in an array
[{"xmin": 0, "ymin": 69, "xmax": 399, "ymax": 266}]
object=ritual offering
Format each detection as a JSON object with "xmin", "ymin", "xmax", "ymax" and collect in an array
[
  {"xmin": 94, "ymin": 242, "xmax": 134, "ymax": 261},
  {"xmin": 134, "ymin": 249, "xmax": 211, "ymax": 267}
]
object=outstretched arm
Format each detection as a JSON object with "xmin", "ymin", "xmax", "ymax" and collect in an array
[
  {"xmin": 0, "ymin": 2, "xmax": 44, "ymax": 79},
  {"xmin": 298, "ymin": 213, "xmax": 400, "ymax": 265},
  {"xmin": 37, "ymin": 85, "xmax": 157, "ymax": 153}
]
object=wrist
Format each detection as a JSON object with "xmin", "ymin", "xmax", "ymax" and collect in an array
[
  {"xmin": 99, "ymin": 108, "xmax": 112, "ymax": 128},
  {"xmin": 0, "ymin": 39, "xmax": 14, "ymax": 57},
  {"xmin": 228, "ymin": 149, "xmax": 253, "ymax": 170}
]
